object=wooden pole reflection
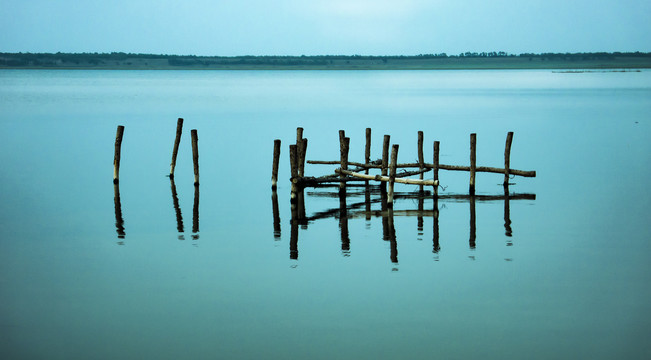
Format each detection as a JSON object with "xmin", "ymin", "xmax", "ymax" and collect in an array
[
  {"xmin": 433, "ymin": 195, "xmax": 440, "ymax": 254},
  {"xmin": 170, "ymin": 178, "xmax": 184, "ymax": 236},
  {"xmin": 192, "ymin": 184, "xmax": 199, "ymax": 239},
  {"xmin": 272, "ymin": 190, "xmax": 281, "ymax": 239},
  {"xmin": 339, "ymin": 189, "xmax": 350, "ymax": 255},
  {"xmin": 113, "ymin": 183, "xmax": 125, "ymax": 239},
  {"xmin": 388, "ymin": 208, "xmax": 398, "ymax": 263},
  {"xmin": 504, "ymin": 185, "xmax": 512, "ymax": 237},
  {"xmin": 290, "ymin": 199, "xmax": 299, "ymax": 260},
  {"xmin": 469, "ymin": 195, "xmax": 476, "ymax": 249}
]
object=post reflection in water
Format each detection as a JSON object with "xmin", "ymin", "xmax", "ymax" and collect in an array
[
  {"xmin": 113, "ymin": 183, "xmax": 125, "ymax": 241},
  {"xmin": 278, "ymin": 184, "xmax": 534, "ymax": 264},
  {"xmin": 170, "ymin": 178, "xmax": 184, "ymax": 239},
  {"xmin": 469, "ymin": 195, "xmax": 476, "ymax": 250},
  {"xmin": 339, "ymin": 189, "xmax": 351, "ymax": 256},
  {"xmin": 272, "ymin": 190, "xmax": 281, "ymax": 240},
  {"xmin": 192, "ymin": 184, "xmax": 199, "ymax": 240}
]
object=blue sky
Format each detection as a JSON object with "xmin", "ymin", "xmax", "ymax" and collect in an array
[{"xmin": 1, "ymin": 0, "xmax": 650, "ymax": 55}]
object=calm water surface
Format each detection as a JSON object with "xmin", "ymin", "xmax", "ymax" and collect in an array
[{"xmin": 1, "ymin": 70, "xmax": 650, "ymax": 359}]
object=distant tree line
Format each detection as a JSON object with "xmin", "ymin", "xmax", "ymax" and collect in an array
[{"xmin": 1, "ymin": 51, "xmax": 649, "ymax": 68}]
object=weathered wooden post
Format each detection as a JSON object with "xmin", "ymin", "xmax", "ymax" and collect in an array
[
  {"xmin": 418, "ymin": 131, "xmax": 424, "ymax": 192},
  {"xmin": 469, "ymin": 133, "xmax": 476, "ymax": 195},
  {"xmin": 289, "ymin": 144, "xmax": 298, "ymax": 201},
  {"xmin": 381, "ymin": 135, "xmax": 390, "ymax": 191},
  {"xmin": 113, "ymin": 125, "xmax": 124, "ymax": 184},
  {"xmin": 365, "ymin": 128, "xmax": 371, "ymax": 175},
  {"xmin": 190, "ymin": 129, "xmax": 199, "ymax": 185},
  {"xmin": 504, "ymin": 131, "xmax": 514, "ymax": 186},
  {"xmin": 271, "ymin": 139, "xmax": 281, "ymax": 189},
  {"xmin": 433, "ymin": 141, "xmax": 440, "ymax": 196},
  {"xmin": 388, "ymin": 144, "xmax": 399, "ymax": 207},
  {"xmin": 339, "ymin": 135, "xmax": 350, "ymax": 191},
  {"xmin": 169, "ymin": 118, "xmax": 183, "ymax": 178},
  {"xmin": 298, "ymin": 138, "xmax": 308, "ymax": 177}
]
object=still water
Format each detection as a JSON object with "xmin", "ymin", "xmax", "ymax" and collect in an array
[{"xmin": 0, "ymin": 70, "xmax": 650, "ymax": 359}]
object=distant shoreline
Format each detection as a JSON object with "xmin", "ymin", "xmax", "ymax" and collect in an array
[{"xmin": 1, "ymin": 52, "xmax": 650, "ymax": 70}]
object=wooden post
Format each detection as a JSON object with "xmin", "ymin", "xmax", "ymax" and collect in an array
[
  {"xmin": 433, "ymin": 141, "xmax": 440, "ymax": 196},
  {"xmin": 289, "ymin": 144, "xmax": 298, "ymax": 200},
  {"xmin": 296, "ymin": 127, "xmax": 304, "ymax": 145},
  {"xmin": 113, "ymin": 125, "xmax": 124, "ymax": 184},
  {"xmin": 191, "ymin": 129, "xmax": 199, "ymax": 186},
  {"xmin": 271, "ymin": 139, "xmax": 281, "ymax": 189},
  {"xmin": 418, "ymin": 131, "xmax": 424, "ymax": 192},
  {"xmin": 469, "ymin": 133, "xmax": 476, "ymax": 195},
  {"xmin": 388, "ymin": 144, "xmax": 399, "ymax": 207},
  {"xmin": 340, "ymin": 136, "xmax": 350, "ymax": 190},
  {"xmin": 504, "ymin": 131, "xmax": 514, "ymax": 186},
  {"xmin": 382, "ymin": 135, "xmax": 390, "ymax": 177},
  {"xmin": 298, "ymin": 138, "xmax": 308, "ymax": 177},
  {"xmin": 365, "ymin": 128, "xmax": 371, "ymax": 175},
  {"xmin": 169, "ymin": 118, "xmax": 183, "ymax": 178}
]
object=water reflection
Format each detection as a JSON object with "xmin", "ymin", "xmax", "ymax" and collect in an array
[
  {"xmin": 166, "ymin": 179, "xmax": 200, "ymax": 242},
  {"xmin": 192, "ymin": 184, "xmax": 199, "ymax": 240},
  {"xmin": 113, "ymin": 183, "xmax": 125, "ymax": 242},
  {"xmin": 281, "ymin": 184, "xmax": 534, "ymax": 263},
  {"xmin": 170, "ymin": 178, "xmax": 184, "ymax": 238}
]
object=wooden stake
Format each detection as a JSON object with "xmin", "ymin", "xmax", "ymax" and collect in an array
[
  {"xmin": 296, "ymin": 127, "xmax": 304, "ymax": 145},
  {"xmin": 191, "ymin": 129, "xmax": 199, "ymax": 186},
  {"xmin": 504, "ymin": 131, "xmax": 514, "ymax": 186},
  {"xmin": 418, "ymin": 131, "xmax": 424, "ymax": 192},
  {"xmin": 382, "ymin": 135, "xmax": 390, "ymax": 177},
  {"xmin": 388, "ymin": 144, "xmax": 399, "ymax": 207},
  {"xmin": 289, "ymin": 144, "xmax": 298, "ymax": 200},
  {"xmin": 433, "ymin": 141, "xmax": 440, "ymax": 196},
  {"xmin": 469, "ymin": 133, "xmax": 476, "ymax": 195},
  {"xmin": 170, "ymin": 118, "xmax": 183, "ymax": 178},
  {"xmin": 365, "ymin": 128, "xmax": 371, "ymax": 175},
  {"xmin": 298, "ymin": 138, "xmax": 308, "ymax": 177},
  {"xmin": 271, "ymin": 139, "xmax": 281, "ymax": 189},
  {"xmin": 340, "ymin": 136, "xmax": 350, "ymax": 190},
  {"xmin": 113, "ymin": 125, "xmax": 124, "ymax": 184}
]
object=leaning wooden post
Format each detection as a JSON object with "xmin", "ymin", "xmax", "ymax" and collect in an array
[
  {"xmin": 365, "ymin": 128, "xmax": 371, "ymax": 175},
  {"xmin": 289, "ymin": 144, "xmax": 298, "ymax": 201},
  {"xmin": 340, "ymin": 136, "xmax": 350, "ymax": 190},
  {"xmin": 113, "ymin": 125, "xmax": 125, "ymax": 184},
  {"xmin": 271, "ymin": 139, "xmax": 281, "ymax": 189},
  {"xmin": 418, "ymin": 131, "xmax": 424, "ymax": 192},
  {"xmin": 169, "ymin": 118, "xmax": 183, "ymax": 178},
  {"xmin": 191, "ymin": 129, "xmax": 199, "ymax": 186},
  {"xmin": 433, "ymin": 141, "xmax": 440, "ymax": 196},
  {"xmin": 388, "ymin": 144, "xmax": 399, "ymax": 207},
  {"xmin": 504, "ymin": 131, "xmax": 514, "ymax": 186},
  {"xmin": 469, "ymin": 133, "xmax": 476, "ymax": 195}
]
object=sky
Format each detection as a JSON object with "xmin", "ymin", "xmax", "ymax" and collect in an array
[{"xmin": 1, "ymin": 0, "xmax": 650, "ymax": 56}]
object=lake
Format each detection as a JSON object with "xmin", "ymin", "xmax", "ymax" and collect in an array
[{"xmin": 1, "ymin": 69, "xmax": 650, "ymax": 359}]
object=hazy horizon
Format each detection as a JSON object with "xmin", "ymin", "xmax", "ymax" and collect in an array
[{"xmin": 1, "ymin": 0, "xmax": 650, "ymax": 56}]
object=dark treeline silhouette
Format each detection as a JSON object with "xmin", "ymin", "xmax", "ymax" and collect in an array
[{"xmin": 1, "ymin": 51, "xmax": 650, "ymax": 68}]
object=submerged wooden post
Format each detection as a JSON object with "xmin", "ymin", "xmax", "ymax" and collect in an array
[
  {"xmin": 418, "ymin": 131, "xmax": 424, "ymax": 192},
  {"xmin": 365, "ymin": 128, "xmax": 371, "ymax": 175},
  {"xmin": 469, "ymin": 133, "xmax": 476, "ymax": 195},
  {"xmin": 388, "ymin": 144, "xmax": 399, "ymax": 207},
  {"xmin": 191, "ymin": 129, "xmax": 199, "ymax": 185},
  {"xmin": 433, "ymin": 141, "xmax": 440, "ymax": 196},
  {"xmin": 504, "ymin": 131, "xmax": 514, "ymax": 186},
  {"xmin": 169, "ymin": 118, "xmax": 183, "ymax": 178},
  {"xmin": 339, "ymin": 136, "xmax": 350, "ymax": 190},
  {"xmin": 113, "ymin": 125, "xmax": 125, "ymax": 184},
  {"xmin": 271, "ymin": 139, "xmax": 281, "ymax": 189}
]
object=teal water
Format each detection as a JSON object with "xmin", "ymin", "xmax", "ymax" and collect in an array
[{"xmin": 1, "ymin": 70, "xmax": 650, "ymax": 359}]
